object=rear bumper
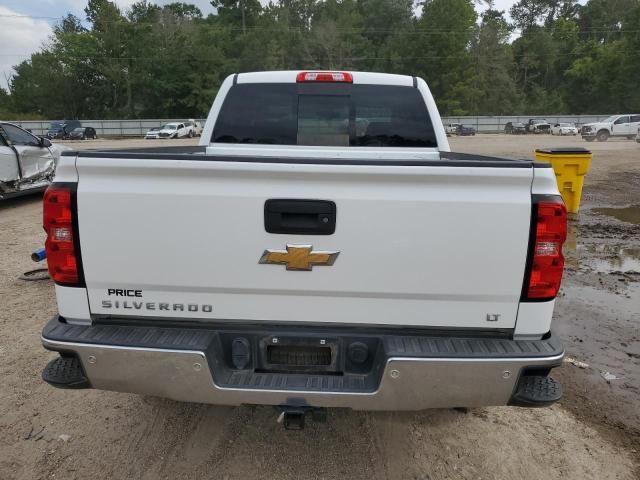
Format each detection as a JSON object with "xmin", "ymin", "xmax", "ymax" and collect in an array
[{"xmin": 42, "ymin": 316, "xmax": 564, "ymax": 411}]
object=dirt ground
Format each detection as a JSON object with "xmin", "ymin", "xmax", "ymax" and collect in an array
[{"xmin": 0, "ymin": 135, "xmax": 638, "ymax": 480}]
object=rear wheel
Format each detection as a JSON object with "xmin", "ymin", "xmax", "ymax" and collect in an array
[{"xmin": 596, "ymin": 130, "xmax": 610, "ymax": 142}]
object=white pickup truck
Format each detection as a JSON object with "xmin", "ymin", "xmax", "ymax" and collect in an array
[
  {"xmin": 581, "ymin": 114, "xmax": 640, "ymax": 142},
  {"xmin": 41, "ymin": 71, "xmax": 566, "ymax": 428}
]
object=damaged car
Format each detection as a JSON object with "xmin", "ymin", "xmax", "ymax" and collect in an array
[
  {"xmin": 504, "ymin": 122, "xmax": 526, "ymax": 134},
  {"xmin": 0, "ymin": 122, "xmax": 68, "ymax": 200},
  {"xmin": 46, "ymin": 120, "xmax": 81, "ymax": 139},
  {"xmin": 526, "ymin": 118, "xmax": 551, "ymax": 134}
]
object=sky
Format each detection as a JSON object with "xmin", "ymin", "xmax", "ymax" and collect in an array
[{"xmin": 0, "ymin": 0, "xmax": 518, "ymax": 90}]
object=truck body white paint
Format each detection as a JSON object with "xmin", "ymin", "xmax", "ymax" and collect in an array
[{"xmin": 54, "ymin": 71, "xmax": 562, "ymax": 337}]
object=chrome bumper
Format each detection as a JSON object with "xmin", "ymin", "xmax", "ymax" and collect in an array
[{"xmin": 42, "ymin": 319, "xmax": 564, "ymax": 411}]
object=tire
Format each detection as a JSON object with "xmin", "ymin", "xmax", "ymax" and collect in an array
[
  {"xmin": 188, "ymin": 130, "xmax": 194, "ymax": 138},
  {"xmin": 596, "ymin": 130, "xmax": 610, "ymax": 142}
]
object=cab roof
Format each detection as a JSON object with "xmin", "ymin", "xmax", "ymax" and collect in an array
[{"xmin": 236, "ymin": 70, "xmax": 415, "ymax": 87}]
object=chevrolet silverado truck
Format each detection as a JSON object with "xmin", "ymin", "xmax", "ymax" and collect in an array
[{"xmin": 41, "ymin": 71, "xmax": 566, "ymax": 428}]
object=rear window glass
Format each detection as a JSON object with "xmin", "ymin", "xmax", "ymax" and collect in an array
[{"xmin": 212, "ymin": 83, "xmax": 436, "ymax": 147}]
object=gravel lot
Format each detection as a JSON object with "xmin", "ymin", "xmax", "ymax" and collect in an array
[{"xmin": 1, "ymin": 135, "xmax": 638, "ymax": 480}]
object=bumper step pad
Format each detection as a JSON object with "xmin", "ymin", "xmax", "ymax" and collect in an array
[
  {"xmin": 42, "ymin": 356, "xmax": 90, "ymax": 389},
  {"xmin": 510, "ymin": 375, "xmax": 562, "ymax": 407}
]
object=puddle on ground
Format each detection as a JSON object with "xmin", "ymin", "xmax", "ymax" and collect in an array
[
  {"xmin": 564, "ymin": 216, "xmax": 640, "ymax": 274},
  {"xmin": 592, "ymin": 205, "xmax": 640, "ymax": 225},
  {"xmin": 571, "ymin": 244, "xmax": 640, "ymax": 273},
  {"xmin": 564, "ymin": 222, "xmax": 640, "ymax": 273}
]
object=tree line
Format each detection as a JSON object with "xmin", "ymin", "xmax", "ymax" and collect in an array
[{"xmin": 1, "ymin": 0, "xmax": 639, "ymax": 120}]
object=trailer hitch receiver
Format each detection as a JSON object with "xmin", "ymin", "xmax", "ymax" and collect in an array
[{"xmin": 277, "ymin": 406, "xmax": 327, "ymax": 430}]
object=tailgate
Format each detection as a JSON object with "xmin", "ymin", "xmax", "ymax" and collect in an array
[{"xmin": 76, "ymin": 156, "xmax": 533, "ymax": 329}]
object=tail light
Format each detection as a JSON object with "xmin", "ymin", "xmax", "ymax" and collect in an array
[
  {"xmin": 296, "ymin": 71, "xmax": 353, "ymax": 83},
  {"xmin": 522, "ymin": 197, "xmax": 567, "ymax": 301},
  {"xmin": 43, "ymin": 184, "xmax": 84, "ymax": 287}
]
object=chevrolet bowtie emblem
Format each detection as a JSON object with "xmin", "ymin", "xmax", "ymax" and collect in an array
[{"xmin": 259, "ymin": 245, "xmax": 339, "ymax": 271}]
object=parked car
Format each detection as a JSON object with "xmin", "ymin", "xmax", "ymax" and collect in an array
[
  {"xmin": 455, "ymin": 124, "xmax": 476, "ymax": 136},
  {"xmin": 144, "ymin": 126, "xmax": 162, "ymax": 139},
  {"xmin": 46, "ymin": 120, "xmax": 82, "ymax": 139},
  {"xmin": 445, "ymin": 123, "xmax": 461, "ymax": 135},
  {"xmin": 526, "ymin": 118, "xmax": 551, "ymax": 134},
  {"xmin": 504, "ymin": 122, "xmax": 526, "ymax": 134},
  {"xmin": 41, "ymin": 70, "xmax": 566, "ymax": 426},
  {"xmin": 0, "ymin": 122, "xmax": 68, "ymax": 199},
  {"xmin": 157, "ymin": 122, "xmax": 191, "ymax": 139},
  {"xmin": 551, "ymin": 123, "xmax": 579, "ymax": 136},
  {"xmin": 581, "ymin": 114, "xmax": 640, "ymax": 142},
  {"xmin": 69, "ymin": 127, "xmax": 97, "ymax": 140},
  {"xmin": 186, "ymin": 120, "xmax": 203, "ymax": 137}
]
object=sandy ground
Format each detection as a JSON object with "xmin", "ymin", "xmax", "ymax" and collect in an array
[{"xmin": 0, "ymin": 135, "xmax": 638, "ymax": 480}]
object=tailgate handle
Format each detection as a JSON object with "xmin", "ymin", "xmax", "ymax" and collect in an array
[{"xmin": 265, "ymin": 199, "xmax": 336, "ymax": 235}]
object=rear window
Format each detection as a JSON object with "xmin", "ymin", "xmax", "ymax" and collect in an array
[{"xmin": 212, "ymin": 83, "xmax": 436, "ymax": 147}]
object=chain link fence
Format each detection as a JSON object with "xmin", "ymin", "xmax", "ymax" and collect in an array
[
  {"xmin": 440, "ymin": 115, "xmax": 612, "ymax": 133},
  {"xmin": 6, "ymin": 115, "xmax": 614, "ymax": 137},
  {"xmin": 6, "ymin": 119, "xmax": 207, "ymax": 137}
]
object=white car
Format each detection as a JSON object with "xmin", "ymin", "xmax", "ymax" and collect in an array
[
  {"xmin": 156, "ymin": 122, "xmax": 191, "ymax": 139},
  {"xmin": 40, "ymin": 71, "xmax": 566, "ymax": 423},
  {"xmin": 551, "ymin": 123, "xmax": 578, "ymax": 136},
  {"xmin": 581, "ymin": 114, "xmax": 640, "ymax": 142},
  {"xmin": 0, "ymin": 122, "xmax": 69, "ymax": 199},
  {"xmin": 144, "ymin": 126, "xmax": 162, "ymax": 139}
]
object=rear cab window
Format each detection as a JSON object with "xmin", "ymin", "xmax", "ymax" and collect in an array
[{"xmin": 212, "ymin": 83, "xmax": 437, "ymax": 148}]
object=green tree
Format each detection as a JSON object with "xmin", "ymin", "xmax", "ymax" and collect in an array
[
  {"xmin": 413, "ymin": 0, "xmax": 477, "ymax": 114},
  {"xmin": 467, "ymin": 9, "xmax": 521, "ymax": 115},
  {"xmin": 4, "ymin": 0, "xmax": 639, "ymax": 119}
]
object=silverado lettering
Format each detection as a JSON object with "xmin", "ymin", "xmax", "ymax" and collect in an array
[
  {"xmin": 101, "ymin": 300, "xmax": 213, "ymax": 312},
  {"xmin": 41, "ymin": 70, "xmax": 567, "ymax": 420}
]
